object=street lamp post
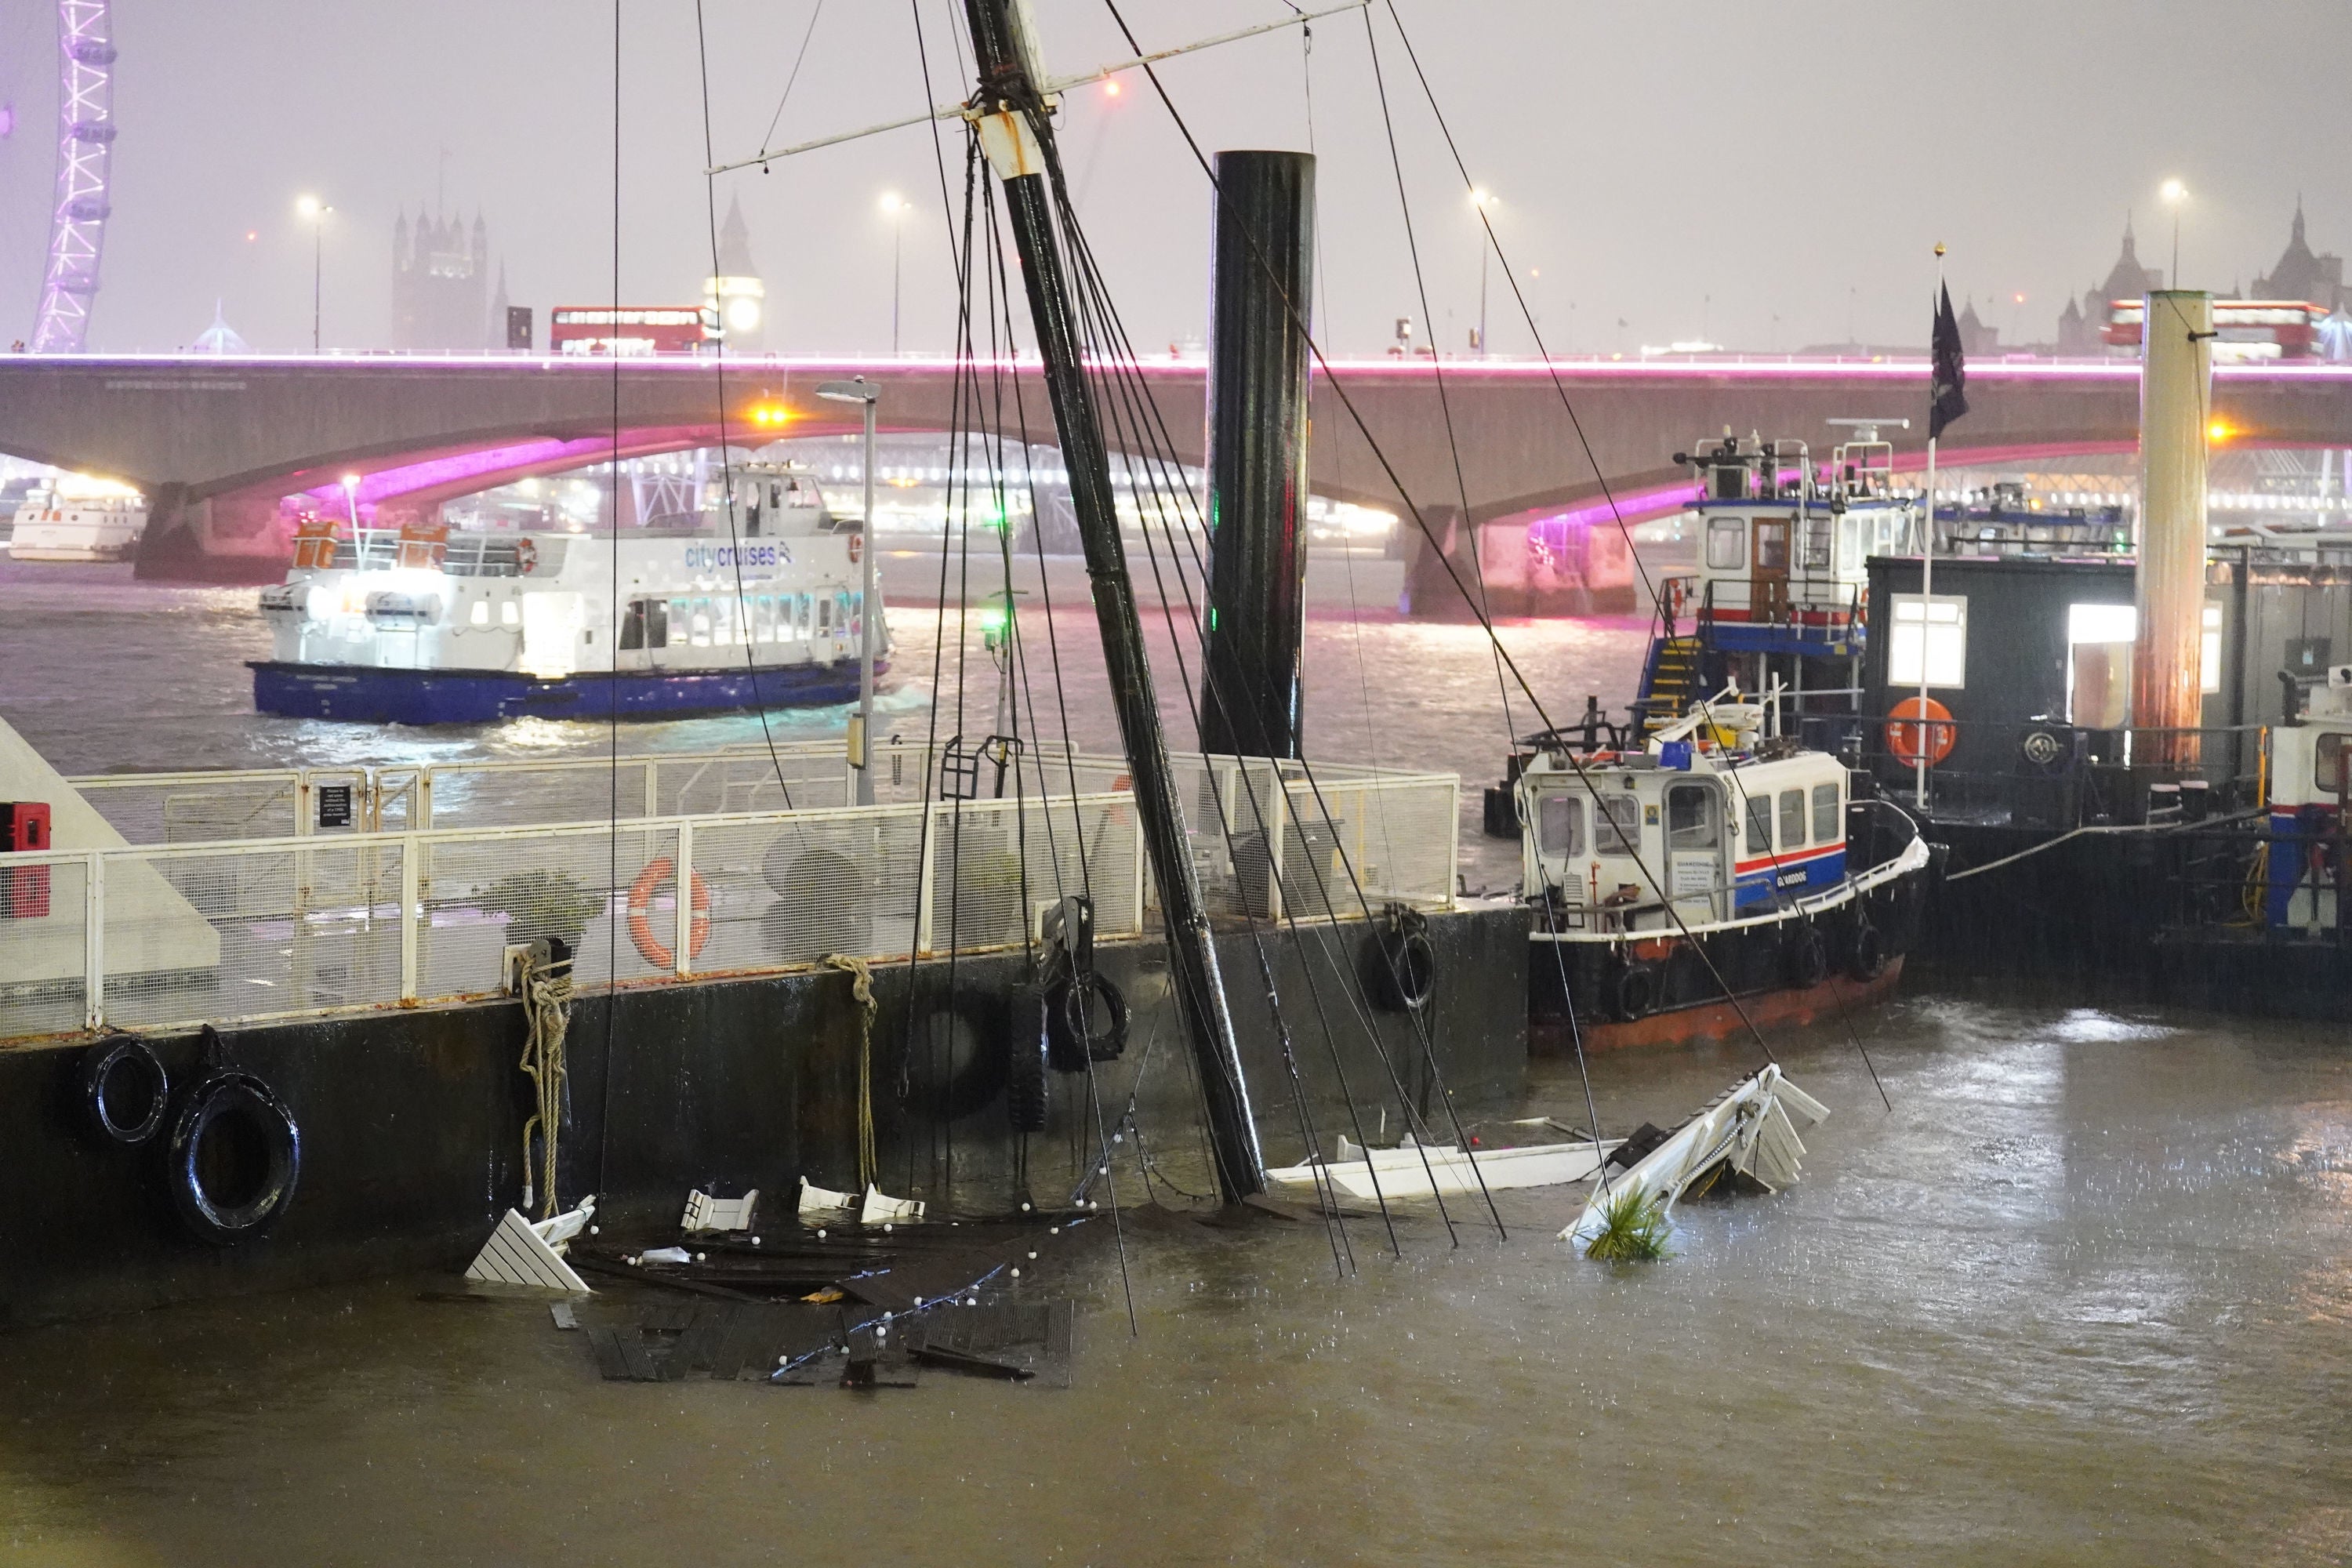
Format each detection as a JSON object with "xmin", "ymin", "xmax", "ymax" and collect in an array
[
  {"xmin": 818, "ymin": 377, "xmax": 881, "ymax": 804},
  {"xmin": 2161, "ymin": 179, "xmax": 2188, "ymax": 286},
  {"xmin": 297, "ymin": 195, "xmax": 332, "ymax": 354},
  {"xmin": 1470, "ymin": 187, "xmax": 1497, "ymax": 355},
  {"xmin": 879, "ymin": 193, "xmax": 906, "ymax": 355}
]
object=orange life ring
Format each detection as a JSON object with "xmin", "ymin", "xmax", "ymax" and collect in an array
[
  {"xmin": 1664, "ymin": 578, "xmax": 1689, "ymax": 620},
  {"xmin": 848, "ymin": 531, "xmax": 863, "ymax": 564},
  {"xmin": 626, "ymin": 858, "xmax": 712, "ymax": 969},
  {"xmin": 513, "ymin": 538, "xmax": 539, "ymax": 575},
  {"xmin": 1886, "ymin": 695, "xmax": 1957, "ymax": 768}
]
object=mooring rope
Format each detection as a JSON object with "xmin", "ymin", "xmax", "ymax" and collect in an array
[
  {"xmin": 826, "ymin": 953, "xmax": 880, "ymax": 1189},
  {"xmin": 518, "ymin": 953, "xmax": 575, "ymax": 1220}
]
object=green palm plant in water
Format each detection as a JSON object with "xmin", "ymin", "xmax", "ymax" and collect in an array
[{"xmin": 1583, "ymin": 1185, "xmax": 1673, "ymax": 1261}]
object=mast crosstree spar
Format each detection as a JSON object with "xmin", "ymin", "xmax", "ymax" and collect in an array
[{"xmin": 956, "ymin": 0, "xmax": 1267, "ymax": 1203}]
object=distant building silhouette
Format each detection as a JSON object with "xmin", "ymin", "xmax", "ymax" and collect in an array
[
  {"xmin": 394, "ymin": 207, "xmax": 495, "ymax": 350},
  {"xmin": 1955, "ymin": 296, "xmax": 1998, "ymax": 357},
  {"xmin": 2249, "ymin": 200, "xmax": 2345, "ymax": 310},
  {"xmin": 191, "ymin": 301, "xmax": 248, "ymax": 355},
  {"xmin": 704, "ymin": 194, "xmax": 766, "ymax": 353}
]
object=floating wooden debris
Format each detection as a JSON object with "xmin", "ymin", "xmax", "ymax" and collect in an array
[
  {"xmin": 463, "ymin": 1197, "xmax": 596, "ymax": 1294},
  {"xmin": 1267, "ymin": 1135, "xmax": 1622, "ymax": 1201},
  {"xmin": 681, "ymin": 1188, "xmax": 760, "ymax": 1233}
]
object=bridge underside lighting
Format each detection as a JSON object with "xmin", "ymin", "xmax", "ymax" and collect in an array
[{"xmin": 747, "ymin": 403, "xmax": 792, "ymax": 429}]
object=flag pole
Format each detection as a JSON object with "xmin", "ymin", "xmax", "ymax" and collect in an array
[{"xmin": 1915, "ymin": 242, "xmax": 1946, "ymax": 811}]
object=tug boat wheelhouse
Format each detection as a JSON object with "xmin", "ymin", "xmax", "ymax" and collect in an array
[
  {"xmin": 7, "ymin": 477, "xmax": 149, "ymax": 562},
  {"xmin": 251, "ymin": 464, "xmax": 887, "ymax": 724},
  {"xmin": 1516, "ymin": 692, "xmax": 1929, "ymax": 1048}
]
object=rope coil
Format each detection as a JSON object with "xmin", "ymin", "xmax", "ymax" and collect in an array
[{"xmin": 518, "ymin": 953, "xmax": 575, "ymax": 1219}]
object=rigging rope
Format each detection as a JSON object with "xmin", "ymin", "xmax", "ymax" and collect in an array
[{"xmin": 824, "ymin": 953, "xmax": 882, "ymax": 1188}]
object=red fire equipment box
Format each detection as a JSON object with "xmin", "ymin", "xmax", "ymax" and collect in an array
[{"xmin": 1, "ymin": 801, "xmax": 52, "ymax": 919}]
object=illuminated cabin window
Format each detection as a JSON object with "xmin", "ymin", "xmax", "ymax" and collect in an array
[
  {"xmin": 2201, "ymin": 602, "xmax": 2223, "ymax": 695},
  {"xmin": 1888, "ymin": 593, "xmax": 1968, "ymax": 688},
  {"xmin": 1705, "ymin": 517, "xmax": 1746, "ymax": 571}
]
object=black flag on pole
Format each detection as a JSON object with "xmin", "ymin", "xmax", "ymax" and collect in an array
[{"xmin": 1929, "ymin": 282, "xmax": 1969, "ymax": 439}]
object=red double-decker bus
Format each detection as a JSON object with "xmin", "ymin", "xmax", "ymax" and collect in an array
[
  {"xmin": 2104, "ymin": 299, "xmax": 2330, "ymax": 359},
  {"xmin": 548, "ymin": 306, "xmax": 716, "ymax": 356}
]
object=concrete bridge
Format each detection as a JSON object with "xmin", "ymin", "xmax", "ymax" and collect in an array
[{"xmin": 0, "ymin": 351, "xmax": 2346, "ymax": 580}]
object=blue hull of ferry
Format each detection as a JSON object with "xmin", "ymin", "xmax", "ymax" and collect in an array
[{"xmin": 250, "ymin": 660, "xmax": 880, "ymax": 724}]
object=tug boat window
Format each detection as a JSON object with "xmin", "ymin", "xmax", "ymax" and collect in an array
[
  {"xmin": 1666, "ymin": 784, "xmax": 1719, "ymax": 851},
  {"xmin": 1596, "ymin": 793, "xmax": 1642, "ymax": 855},
  {"xmin": 1779, "ymin": 789, "xmax": 1807, "ymax": 848},
  {"xmin": 1800, "ymin": 517, "xmax": 1834, "ymax": 572},
  {"xmin": 1812, "ymin": 782, "xmax": 1840, "ymax": 844},
  {"xmin": 1535, "ymin": 793, "xmax": 1584, "ymax": 857},
  {"xmin": 1745, "ymin": 793, "xmax": 1772, "ymax": 855},
  {"xmin": 2317, "ymin": 733, "xmax": 2346, "ymax": 794},
  {"xmin": 469, "ymin": 599, "xmax": 489, "ymax": 627},
  {"xmin": 501, "ymin": 599, "xmax": 520, "ymax": 628},
  {"xmin": 1705, "ymin": 517, "xmax": 1747, "ymax": 571}
]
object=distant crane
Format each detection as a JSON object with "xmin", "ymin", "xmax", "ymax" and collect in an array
[{"xmin": 31, "ymin": 0, "xmax": 115, "ymax": 352}]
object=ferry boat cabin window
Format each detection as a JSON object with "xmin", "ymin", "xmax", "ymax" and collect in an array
[
  {"xmin": 2317, "ymin": 733, "xmax": 2345, "ymax": 794},
  {"xmin": 1779, "ymin": 789, "xmax": 1807, "ymax": 848},
  {"xmin": 1812, "ymin": 782, "xmax": 1840, "ymax": 844},
  {"xmin": 817, "ymin": 597, "xmax": 833, "ymax": 634},
  {"xmin": 470, "ymin": 598, "xmax": 489, "ymax": 626},
  {"xmin": 1705, "ymin": 517, "xmax": 1746, "ymax": 571},
  {"xmin": 619, "ymin": 597, "xmax": 668, "ymax": 650},
  {"xmin": 1666, "ymin": 784, "xmax": 1719, "ymax": 851},
  {"xmin": 689, "ymin": 599, "xmax": 714, "ymax": 647},
  {"xmin": 1745, "ymin": 793, "xmax": 1771, "ymax": 856},
  {"xmin": 1889, "ymin": 593, "xmax": 1968, "ymax": 688},
  {"xmin": 796, "ymin": 594, "xmax": 812, "ymax": 637},
  {"xmin": 1535, "ymin": 793, "xmax": 1583, "ymax": 857}
]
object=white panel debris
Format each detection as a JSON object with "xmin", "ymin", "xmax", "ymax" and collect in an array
[{"xmin": 1560, "ymin": 1065, "xmax": 1829, "ymax": 1248}]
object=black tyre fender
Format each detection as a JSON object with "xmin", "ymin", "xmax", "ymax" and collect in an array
[
  {"xmin": 905, "ymin": 992, "xmax": 1011, "ymax": 1123},
  {"xmin": 1007, "ymin": 985, "xmax": 1051, "ymax": 1134},
  {"xmin": 164, "ymin": 1072, "xmax": 301, "ymax": 1246},
  {"xmin": 78, "ymin": 1034, "xmax": 169, "ymax": 1147},
  {"xmin": 1848, "ymin": 920, "xmax": 1889, "ymax": 982},
  {"xmin": 1046, "ymin": 971, "xmax": 1131, "ymax": 1072},
  {"xmin": 1362, "ymin": 912, "xmax": 1438, "ymax": 1014},
  {"xmin": 1611, "ymin": 960, "xmax": 1660, "ymax": 1022},
  {"xmin": 1786, "ymin": 924, "xmax": 1831, "ymax": 989}
]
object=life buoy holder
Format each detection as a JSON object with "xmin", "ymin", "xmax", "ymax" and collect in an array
[
  {"xmin": 626, "ymin": 858, "xmax": 712, "ymax": 969},
  {"xmin": 165, "ymin": 1071, "xmax": 301, "ymax": 1246},
  {"xmin": 1885, "ymin": 695, "xmax": 1956, "ymax": 769},
  {"xmin": 513, "ymin": 538, "xmax": 539, "ymax": 575}
]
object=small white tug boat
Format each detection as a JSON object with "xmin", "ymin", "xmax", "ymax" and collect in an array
[
  {"xmin": 250, "ymin": 463, "xmax": 888, "ymax": 724},
  {"xmin": 7, "ymin": 476, "xmax": 148, "ymax": 562},
  {"xmin": 1515, "ymin": 688, "xmax": 1932, "ymax": 1049}
]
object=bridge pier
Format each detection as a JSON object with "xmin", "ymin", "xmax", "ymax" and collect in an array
[{"xmin": 135, "ymin": 488, "xmax": 296, "ymax": 584}]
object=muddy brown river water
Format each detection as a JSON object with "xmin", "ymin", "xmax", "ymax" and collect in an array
[{"xmin": 2, "ymin": 561, "xmax": 2348, "ymax": 1564}]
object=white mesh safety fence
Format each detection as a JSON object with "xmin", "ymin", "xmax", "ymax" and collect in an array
[{"xmin": 0, "ymin": 790, "xmax": 1155, "ymax": 1042}]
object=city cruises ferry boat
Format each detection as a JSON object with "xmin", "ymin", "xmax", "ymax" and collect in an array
[
  {"xmin": 7, "ymin": 476, "xmax": 149, "ymax": 562},
  {"xmin": 252, "ymin": 465, "xmax": 886, "ymax": 723},
  {"xmin": 1514, "ymin": 691, "xmax": 1930, "ymax": 1049}
]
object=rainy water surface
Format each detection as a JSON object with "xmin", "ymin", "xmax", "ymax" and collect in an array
[{"xmin": 1, "ymin": 561, "xmax": 2347, "ymax": 1564}]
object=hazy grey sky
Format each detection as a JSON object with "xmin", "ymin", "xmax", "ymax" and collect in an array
[{"xmin": 0, "ymin": 1, "xmax": 2343, "ymax": 358}]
